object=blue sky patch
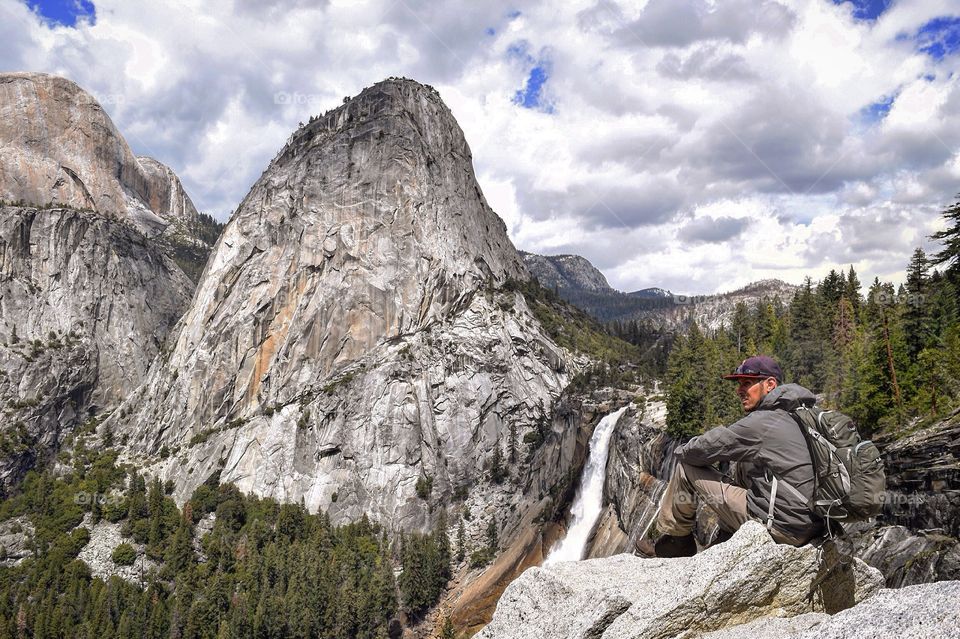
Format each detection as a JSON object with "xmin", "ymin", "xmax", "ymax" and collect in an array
[
  {"xmin": 915, "ymin": 16, "xmax": 960, "ymax": 61},
  {"xmin": 507, "ymin": 9, "xmax": 522, "ymax": 19},
  {"xmin": 832, "ymin": 0, "xmax": 891, "ymax": 21},
  {"xmin": 26, "ymin": 0, "xmax": 96, "ymax": 27},
  {"xmin": 485, "ymin": 27, "xmax": 496, "ymax": 36},
  {"xmin": 508, "ymin": 41, "xmax": 553, "ymax": 112},
  {"xmin": 513, "ymin": 65, "xmax": 553, "ymax": 112},
  {"xmin": 860, "ymin": 93, "xmax": 896, "ymax": 124}
]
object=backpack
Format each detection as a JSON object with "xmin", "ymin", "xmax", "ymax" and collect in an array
[{"xmin": 790, "ymin": 405, "xmax": 886, "ymax": 531}]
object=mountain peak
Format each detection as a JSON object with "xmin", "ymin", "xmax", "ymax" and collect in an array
[
  {"xmin": 0, "ymin": 72, "xmax": 202, "ymax": 238},
  {"xmin": 724, "ymin": 278, "xmax": 797, "ymax": 296},
  {"xmin": 120, "ymin": 77, "xmax": 537, "ymax": 516},
  {"xmin": 520, "ymin": 251, "xmax": 613, "ymax": 293},
  {"xmin": 281, "ymin": 76, "xmax": 465, "ymax": 166}
]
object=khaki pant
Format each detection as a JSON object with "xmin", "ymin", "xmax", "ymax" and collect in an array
[{"xmin": 657, "ymin": 462, "xmax": 804, "ymax": 546}]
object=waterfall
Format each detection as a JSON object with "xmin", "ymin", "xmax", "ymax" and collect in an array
[{"xmin": 544, "ymin": 405, "xmax": 629, "ymax": 564}]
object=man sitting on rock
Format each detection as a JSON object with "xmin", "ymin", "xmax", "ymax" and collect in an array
[{"xmin": 637, "ymin": 355, "xmax": 824, "ymax": 558}]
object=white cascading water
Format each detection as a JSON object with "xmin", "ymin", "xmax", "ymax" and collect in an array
[{"xmin": 544, "ymin": 405, "xmax": 629, "ymax": 564}]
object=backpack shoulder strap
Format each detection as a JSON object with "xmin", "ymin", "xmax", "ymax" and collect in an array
[{"xmin": 766, "ymin": 475, "xmax": 779, "ymax": 531}]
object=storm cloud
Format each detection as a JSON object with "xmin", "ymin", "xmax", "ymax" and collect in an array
[{"xmin": 2, "ymin": 0, "xmax": 959, "ymax": 293}]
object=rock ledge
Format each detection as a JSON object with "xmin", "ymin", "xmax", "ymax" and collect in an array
[{"xmin": 476, "ymin": 521, "xmax": 946, "ymax": 639}]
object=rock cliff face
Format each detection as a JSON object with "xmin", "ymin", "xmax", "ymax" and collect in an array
[
  {"xmin": 520, "ymin": 252, "xmax": 614, "ymax": 294},
  {"xmin": 118, "ymin": 79, "xmax": 577, "ymax": 532},
  {"xmin": 878, "ymin": 412, "xmax": 960, "ymax": 537},
  {"xmin": 0, "ymin": 73, "xmax": 223, "ymax": 283},
  {"xmin": 478, "ymin": 521, "xmax": 904, "ymax": 639},
  {"xmin": 836, "ymin": 411, "xmax": 960, "ymax": 586},
  {"xmin": 0, "ymin": 73, "xmax": 202, "ymax": 237},
  {"xmin": 0, "ymin": 74, "xmax": 204, "ymax": 493},
  {"xmin": 589, "ymin": 399, "xmax": 672, "ymax": 557},
  {"xmin": 0, "ymin": 206, "xmax": 192, "ymax": 492}
]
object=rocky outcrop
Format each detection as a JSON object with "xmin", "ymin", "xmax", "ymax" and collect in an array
[
  {"xmin": 698, "ymin": 581, "xmax": 960, "ymax": 638},
  {"xmin": 0, "ymin": 73, "xmax": 214, "ymax": 493},
  {"xmin": 520, "ymin": 252, "xmax": 614, "ymax": 294},
  {"xmin": 137, "ymin": 156, "xmax": 225, "ymax": 283},
  {"xmin": 0, "ymin": 206, "xmax": 192, "ymax": 492},
  {"xmin": 76, "ymin": 515, "xmax": 159, "ymax": 585},
  {"xmin": 0, "ymin": 516, "xmax": 34, "ymax": 564},
  {"xmin": 838, "ymin": 523, "xmax": 960, "ymax": 587},
  {"xmin": 0, "ymin": 206, "xmax": 191, "ymax": 405},
  {"xmin": 877, "ymin": 412, "xmax": 960, "ymax": 537},
  {"xmin": 478, "ymin": 521, "xmax": 890, "ymax": 639},
  {"xmin": 116, "ymin": 79, "xmax": 579, "ymax": 535},
  {"xmin": 834, "ymin": 411, "xmax": 960, "ymax": 586},
  {"xmin": 0, "ymin": 73, "xmax": 203, "ymax": 238}
]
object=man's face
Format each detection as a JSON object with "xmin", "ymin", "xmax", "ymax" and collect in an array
[{"xmin": 735, "ymin": 377, "xmax": 777, "ymax": 412}]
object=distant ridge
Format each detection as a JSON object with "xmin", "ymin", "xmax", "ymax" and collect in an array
[
  {"xmin": 519, "ymin": 251, "xmax": 614, "ymax": 293},
  {"xmin": 628, "ymin": 287, "xmax": 672, "ymax": 299},
  {"xmin": 520, "ymin": 251, "xmax": 797, "ymax": 329}
]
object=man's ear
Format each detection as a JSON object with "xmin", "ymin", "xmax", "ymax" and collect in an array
[{"xmin": 764, "ymin": 378, "xmax": 778, "ymax": 393}]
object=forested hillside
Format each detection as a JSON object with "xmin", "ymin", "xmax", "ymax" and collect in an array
[
  {"xmin": 656, "ymin": 201, "xmax": 960, "ymax": 439},
  {"xmin": 0, "ymin": 438, "xmax": 454, "ymax": 638}
]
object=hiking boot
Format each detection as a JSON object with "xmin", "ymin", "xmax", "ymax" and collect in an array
[
  {"xmin": 655, "ymin": 533, "xmax": 697, "ymax": 557},
  {"xmin": 635, "ymin": 533, "xmax": 697, "ymax": 558}
]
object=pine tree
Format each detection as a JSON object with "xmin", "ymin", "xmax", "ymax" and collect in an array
[
  {"xmin": 846, "ymin": 265, "xmax": 863, "ymax": 317},
  {"xmin": 818, "ymin": 269, "xmax": 844, "ymax": 329},
  {"xmin": 147, "ymin": 478, "xmax": 164, "ymax": 551},
  {"xmin": 903, "ymin": 247, "xmax": 932, "ymax": 358},
  {"xmin": 752, "ymin": 300, "xmax": 778, "ymax": 354},
  {"xmin": 164, "ymin": 512, "xmax": 195, "ymax": 576},
  {"xmin": 880, "ymin": 289, "xmax": 905, "ymax": 418},
  {"xmin": 703, "ymin": 332, "xmax": 741, "ymax": 427},
  {"xmin": 440, "ymin": 615, "xmax": 456, "ymax": 639},
  {"xmin": 664, "ymin": 324, "xmax": 708, "ymax": 438},
  {"xmin": 455, "ymin": 518, "xmax": 465, "ymax": 563},
  {"xmin": 914, "ymin": 347, "xmax": 950, "ymax": 416},
  {"xmin": 785, "ymin": 278, "xmax": 830, "ymax": 390},
  {"xmin": 930, "ymin": 195, "xmax": 960, "ymax": 286},
  {"xmin": 928, "ymin": 274, "xmax": 958, "ymax": 341},
  {"xmin": 126, "ymin": 471, "xmax": 147, "ymax": 520},
  {"xmin": 485, "ymin": 517, "xmax": 498, "ymax": 554},
  {"xmin": 433, "ymin": 512, "xmax": 451, "ymax": 594},
  {"xmin": 729, "ymin": 302, "xmax": 752, "ymax": 354},
  {"xmin": 852, "ymin": 279, "xmax": 908, "ymax": 431},
  {"xmin": 489, "ymin": 441, "xmax": 504, "ymax": 484},
  {"xmin": 828, "ymin": 297, "xmax": 858, "ymax": 406}
]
